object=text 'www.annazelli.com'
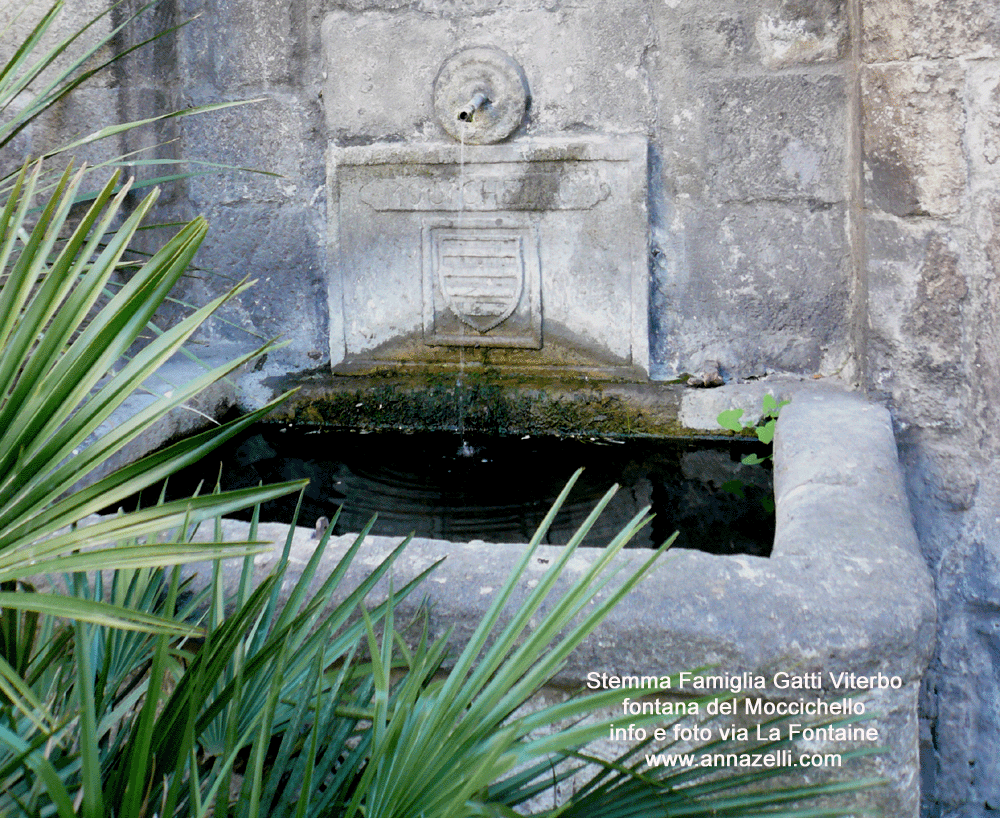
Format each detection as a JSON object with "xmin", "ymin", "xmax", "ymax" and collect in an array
[{"xmin": 644, "ymin": 750, "xmax": 843, "ymax": 769}]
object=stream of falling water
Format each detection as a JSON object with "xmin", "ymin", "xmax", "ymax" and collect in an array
[{"xmin": 456, "ymin": 121, "xmax": 473, "ymax": 458}]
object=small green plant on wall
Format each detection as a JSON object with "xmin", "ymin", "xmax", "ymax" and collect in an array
[{"xmin": 717, "ymin": 394, "xmax": 789, "ymax": 512}]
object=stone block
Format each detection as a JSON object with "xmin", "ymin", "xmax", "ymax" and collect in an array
[
  {"xmin": 180, "ymin": 96, "xmax": 324, "ymax": 207},
  {"xmin": 176, "ymin": 0, "xmax": 302, "ymax": 90},
  {"xmin": 115, "ymin": 0, "xmax": 182, "ymax": 89},
  {"xmin": 651, "ymin": 201, "xmax": 850, "ymax": 378},
  {"xmin": 678, "ymin": 377, "xmax": 802, "ymax": 431},
  {"xmin": 862, "ymin": 0, "xmax": 1000, "ymax": 62},
  {"xmin": 865, "ymin": 217, "xmax": 969, "ymax": 430},
  {"xmin": 966, "ymin": 61, "xmax": 1000, "ymax": 178},
  {"xmin": 925, "ymin": 667, "xmax": 975, "ymax": 810},
  {"xmin": 494, "ymin": 4, "xmax": 654, "ymax": 135},
  {"xmin": 650, "ymin": 78, "xmax": 710, "ymax": 200},
  {"xmin": 702, "ymin": 74, "xmax": 848, "ymax": 204},
  {"xmin": 328, "ymin": 136, "xmax": 649, "ymax": 376},
  {"xmin": 320, "ymin": 11, "xmax": 452, "ymax": 140},
  {"xmin": 862, "ymin": 64, "xmax": 967, "ymax": 218},
  {"xmin": 320, "ymin": 0, "xmax": 554, "ymax": 11},
  {"xmin": 649, "ymin": 3, "xmax": 754, "ymax": 69},
  {"xmin": 320, "ymin": 3, "xmax": 652, "ymax": 142},
  {"xmin": 970, "ymin": 193, "xmax": 1000, "ymax": 448},
  {"xmin": 651, "ymin": 0, "xmax": 845, "ymax": 70},
  {"xmin": 680, "ymin": 10, "xmax": 754, "ymax": 67},
  {"xmin": 901, "ymin": 435, "xmax": 979, "ymax": 516},
  {"xmin": 182, "ymin": 203, "xmax": 329, "ymax": 361},
  {"xmin": 754, "ymin": 0, "xmax": 848, "ymax": 68}
]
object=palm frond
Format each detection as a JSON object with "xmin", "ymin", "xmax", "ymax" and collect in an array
[{"xmin": 0, "ymin": 158, "xmax": 304, "ymax": 632}]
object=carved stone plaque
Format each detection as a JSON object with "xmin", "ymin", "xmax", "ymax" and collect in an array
[
  {"xmin": 423, "ymin": 221, "xmax": 541, "ymax": 347},
  {"xmin": 329, "ymin": 135, "xmax": 648, "ymax": 375},
  {"xmin": 359, "ymin": 170, "xmax": 610, "ymax": 211}
]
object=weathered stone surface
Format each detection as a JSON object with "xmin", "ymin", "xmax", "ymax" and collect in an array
[
  {"xmin": 919, "ymin": 466, "xmax": 1000, "ymax": 815},
  {"xmin": 651, "ymin": 201, "xmax": 850, "ymax": 378},
  {"xmin": 924, "ymin": 648, "xmax": 977, "ymax": 806},
  {"xmin": 702, "ymin": 75, "xmax": 848, "ymax": 203},
  {"xmin": 115, "ymin": 0, "xmax": 183, "ymax": 90},
  {"xmin": 320, "ymin": 11, "xmax": 450, "ymax": 141},
  {"xmin": 755, "ymin": 0, "xmax": 848, "ymax": 67},
  {"xmin": 180, "ymin": 203, "xmax": 329, "ymax": 360},
  {"xmin": 862, "ymin": 0, "xmax": 1000, "ymax": 61},
  {"xmin": 970, "ymin": 193, "xmax": 1000, "ymax": 450},
  {"xmin": 961, "ymin": 539, "xmax": 1000, "ymax": 811},
  {"xmin": 496, "ymin": 4, "xmax": 654, "ymax": 135},
  {"xmin": 649, "ymin": 78, "xmax": 710, "ymax": 200},
  {"xmin": 912, "ymin": 237, "xmax": 967, "ymax": 347},
  {"xmin": 865, "ymin": 217, "xmax": 969, "ymax": 430},
  {"xmin": 319, "ymin": 0, "xmax": 563, "ymax": 12},
  {"xmin": 677, "ymin": 375, "xmax": 802, "ymax": 430},
  {"xmin": 321, "ymin": 4, "xmax": 653, "ymax": 143},
  {"xmin": 651, "ymin": 0, "xmax": 846, "ymax": 69},
  {"xmin": 328, "ymin": 136, "xmax": 649, "ymax": 376},
  {"xmin": 862, "ymin": 64, "xmax": 966, "ymax": 218},
  {"xmin": 902, "ymin": 434, "xmax": 979, "ymax": 518},
  {"xmin": 966, "ymin": 61, "xmax": 1000, "ymax": 177},
  {"xmin": 652, "ymin": 6, "xmax": 754, "ymax": 68},
  {"xmin": 176, "ymin": 0, "xmax": 302, "ymax": 90},
  {"xmin": 180, "ymin": 96, "xmax": 325, "ymax": 207}
]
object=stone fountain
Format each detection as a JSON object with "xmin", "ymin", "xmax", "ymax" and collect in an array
[
  {"xmin": 328, "ymin": 47, "xmax": 649, "ymax": 379},
  {"xmin": 94, "ymin": 39, "xmax": 934, "ymax": 818}
]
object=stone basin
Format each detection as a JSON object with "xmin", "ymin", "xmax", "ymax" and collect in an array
[{"xmin": 130, "ymin": 369, "xmax": 933, "ymax": 818}]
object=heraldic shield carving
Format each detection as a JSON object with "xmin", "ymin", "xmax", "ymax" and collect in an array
[
  {"xmin": 436, "ymin": 230, "xmax": 524, "ymax": 333},
  {"xmin": 422, "ymin": 221, "xmax": 542, "ymax": 348}
]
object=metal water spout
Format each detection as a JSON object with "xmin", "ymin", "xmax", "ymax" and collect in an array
[
  {"xmin": 433, "ymin": 47, "xmax": 529, "ymax": 144},
  {"xmin": 457, "ymin": 91, "xmax": 489, "ymax": 122}
]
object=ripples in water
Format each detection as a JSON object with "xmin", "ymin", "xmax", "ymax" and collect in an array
[{"xmin": 134, "ymin": 428, "xmax": 774, "ymax": 556}]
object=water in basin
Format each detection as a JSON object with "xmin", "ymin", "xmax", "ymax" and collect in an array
[{"xmin": 144, "ymin": 427, "xmax": 774, "ymax": 556}]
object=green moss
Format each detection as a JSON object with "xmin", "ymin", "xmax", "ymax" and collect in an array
[{"xmin": 261, "ymin": 368, "xmax": 702, "ymax": 438}]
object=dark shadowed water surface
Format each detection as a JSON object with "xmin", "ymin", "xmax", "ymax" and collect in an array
[{"xmin": 141, "ymin": 428, "xmax": 774, "ymax": 556}]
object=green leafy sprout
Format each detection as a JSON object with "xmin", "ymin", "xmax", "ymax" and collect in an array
[{"xmin": 716, "ymin": 394, "xmax": 790, "ymax": 511}]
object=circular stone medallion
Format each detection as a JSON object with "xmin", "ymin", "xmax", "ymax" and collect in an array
[{"xmin": 433, "ymin": 47, "xmax": 529, "ymax": 145}]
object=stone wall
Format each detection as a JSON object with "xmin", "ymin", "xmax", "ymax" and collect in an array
[
  {"xmin": 5, "ymin": 0, "xmax": 999, "ymax": 814},
  {"xmin": 0, "ymin": 0, "xmax": 123, "ymax": 176},
  {"xmin": 100, "ymin": 0, "xmax": 862, "ymax": 381},
  {"xmin": 859, "ymin": 1, "xmax": 1000, "ymax": 814}
]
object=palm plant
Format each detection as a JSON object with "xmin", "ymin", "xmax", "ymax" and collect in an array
[
  {"xmin": 0, "ymin": 475, "xmax": 881, "ymax": 818},
  {"xmin": 1, "ymin": 0, "xmax": 250, "ymax": 194},
  {"xmin": 0, "ymin": 509, "xmax": 431, "ymax": 818},
  {"xmin": 0, "ymin": 157, "xmax": 306, "ymax": 690},
  {"xmin": 0, "ymin": 0, "xmax": 313, "ymax": 730}
]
